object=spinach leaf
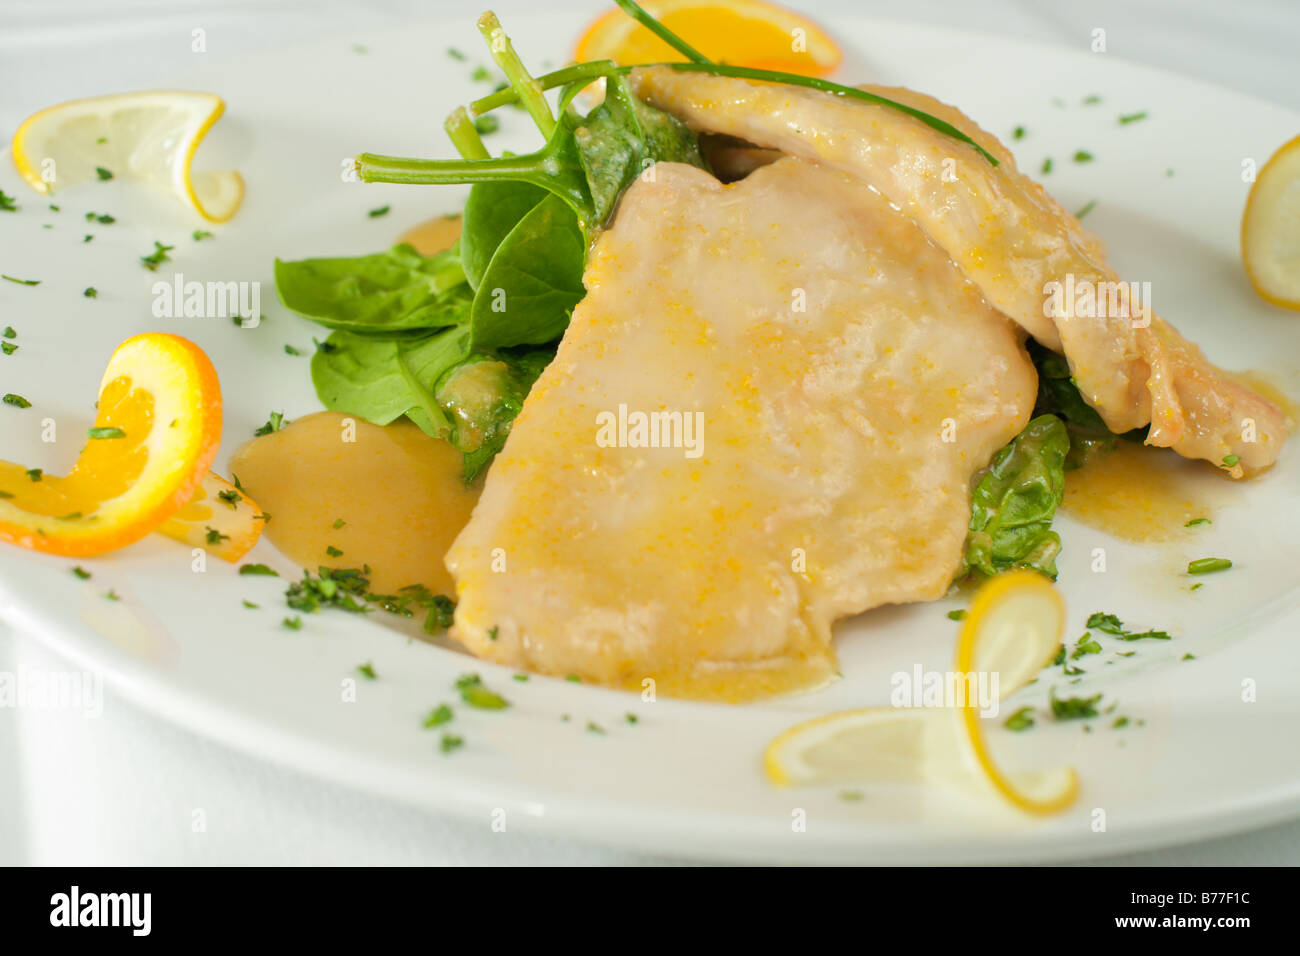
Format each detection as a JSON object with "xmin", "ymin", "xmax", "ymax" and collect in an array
[
  {"xmin": 460, "ymin": 181, "xmax": 548, "ymax": 290},
  {"xmin": 1027, "ymin": 339, "xmax": 1146, "ymax": 468},
  {"xmin": 469, "ymin": 192, "xmax": 586, "ymax": 350},
  {"xmin": 311, "ymin": 326, "xmax": 468, "ymax": 433},
  {"xmin": 275, "ymin": 243, "xmax": 471, "ymax": 332},
  {"xmin": 964, "ymin": 414, "xmax": 1070, "ymax": 580},
  {"xmin": 426, "ymin": 348, "xmax": 554, "ymax": 481}
]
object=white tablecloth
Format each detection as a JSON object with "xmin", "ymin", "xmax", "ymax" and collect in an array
[{"xmin": 2, "ymin": 0, "xmax": 1298, "ymax": 866}]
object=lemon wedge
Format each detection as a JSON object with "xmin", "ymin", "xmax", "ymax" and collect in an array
[
  {"xmin": 11, "ymin": 91, "xmax": 244, "ymax": 223},
  {"xmin": 1243, "ymin": 133, "xmax": 1300, "ymax": 310},
  {"xmin": 764, "ymin": 570, "xmax": 1078, "ymax": 815}
]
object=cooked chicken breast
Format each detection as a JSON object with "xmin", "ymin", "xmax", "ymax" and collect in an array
[
  {"xmin": 631, "ymin": 68, "xmax": 1289, "ymax": 471},
  {"xmin": 447, "ymin": 158, "xmax": 1036, "ymax": 699}
]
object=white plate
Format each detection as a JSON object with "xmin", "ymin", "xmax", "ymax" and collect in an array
[{"xmin": 2, "ymin": 12, "xmax": 1299, "ymax": 864}]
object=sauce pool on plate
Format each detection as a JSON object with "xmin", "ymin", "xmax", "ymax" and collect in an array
[{"xmin": 229, "ymin": 412, "xmax": 481, "ymax": 596}]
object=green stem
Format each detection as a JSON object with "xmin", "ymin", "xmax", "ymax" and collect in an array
[
  {"xmin": 656, "ymin": 63, "xmax": 999, "ymax": 167},
  {"xmin": 613, "ymin": 0, "xmax": 711, "ymax": 64},
  {"xmin": 466, "ymin": 59, "xmax": 998, "ymax": 167},
  {"xmin": 477, "ymin": 11, "xmax": 555, "ymax": 140},
  {"xmin": 444, "ymin": 107, "xmax": 491, "ymax": 160},
  {"xmin": 470, "ymin": 61, "xmax": 616, "ymax": 116}
]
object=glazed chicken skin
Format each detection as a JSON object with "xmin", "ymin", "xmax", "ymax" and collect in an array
[
  {"xmin": 447, "ymin": 158, "xmax": 1036, "ymax": 699},
  {"xmin": 631, "ymin": 68, "xmax": 1289, "ymax": 471}
]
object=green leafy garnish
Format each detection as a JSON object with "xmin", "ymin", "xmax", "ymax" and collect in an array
[
  {"xmin": 357, "ymin": 661, "xmax": 377, "ymax": 679},
  {"xmin": 455, "ymin": 673, "xmax": 510, "ymax": 710},
  {"xmin": 2, "ymin": 275, "xmax": 40, "ymax": 286},
  {"xmin": 86, "ymin": 427, "xmax": 126, "ymax": 439},
  {"xmin": 440, "ymin": 733, "xmax": 464, "ymax": 754},
  {"xmin": 83, "ymin": 287, "xmax": 98, "ymax": 298},
  {"xmin": 963, "ymin": 414, "xmax": 1068, "ymax": 579},
  {"xmin": 1118, "ymin": 111, "xmax": 1148, "ymax": 125},
  {"xmin": 367, "ymin": 205, "xmax": 390, "ymax": 218},
  {"xmin": 253, "ymin": 411, "xmax": 288, "ymax": 436},
  {"xmin": 140, "ymin": 241, "xmax": 174, "ymax": 271},
  {"xmin": 1185, "ymin": 517, "xmax": 1210, "ymax": 527},
  {"xmin": 205, "ymin": 527, "xmax": 230, "ymax": 545},
  {"xmin": 1188, "ymin": 557, "xmax": 1232, "ymax": 575},
  {"xmin": 282, "ymin": 616, "xmax": 303, "ymax": 630},
  {"xmin": 3, "ymin": 393, "xmax": 32, "ymax": 409},
  {"xmin": 1049, "ymin": 689, "xmax": 1102, "ymax": 721},
  {"xmin": 1, "ymin": 342, "xmax": 16, "ymax": 356},
  {"xmin": 217, "ymin": 489, "xmax": 242, "ymax": 508},
  {"xmin": 95, "ymin": 166, "xmax": 114, "ymax": 181},
  {"xmin": 423, "ymin": 704, "xmax": 454, "ymax": 727},
  {"xmin": 1004, "ymin": 707, "xmax": 1036, "ymax": 731},
  {"xmin": 238, "ymin": 563, "xmax": 279, "ymax": 576},
  {"xmin": 1072, "ymin": 150, "xmax": 1094, "ymax": 163},
  {"xmin": 72, "ymin": 566, "xmax": 92, "ymax": 580},
  {"xmin": 193, "ymin": 230, "xmax": 213, "ymax": 240}
]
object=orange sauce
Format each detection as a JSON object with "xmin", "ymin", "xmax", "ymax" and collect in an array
[
  {"xmin": 1062, "ymin": 441, "xmax": 1229, "ymax": 542},
  {"xmin": 228, "ymin": 412, "xmax": 480, "ymax": 596},
  {"xmin": 399, "ymin": 214, "xmax": 462, "ymax": 256}
]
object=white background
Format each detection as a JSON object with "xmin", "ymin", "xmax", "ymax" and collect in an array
[{"xmin": 2, "ymin": 0, "xmax": 1298, "ymax": 865}]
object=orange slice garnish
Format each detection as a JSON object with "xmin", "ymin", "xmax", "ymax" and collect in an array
[
  {"xmin": 0, "ymin": 333, "xmax": 221, "ymax": 556},
  {"xmin": 157, "ymin": 471, "xmax": 265, "ymax": 563},
  {"xmin": 575, "ymin": 0, "xmax": 841, "ymax": 76}
]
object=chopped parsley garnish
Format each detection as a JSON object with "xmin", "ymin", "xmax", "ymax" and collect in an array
[
  {"xmin": 1072, "ymin": 150, "xmax": 1094, "ymax": 163},
  {"xmin": 192, "ymin": 230, "xmax": 213, "ymax": 241},
  {"xmin": 0, "ymin": 491, "xmax": 11, "ymax": 499},
  {"xmin": 1, "ymin": 342, "xmax": 16, "ymax": 355},
  {"xmin": 286, "ymin": 566, "xmax": 371, "ymax": 614},
  {"xmin": 85, "ymin": 212, "xmax": 115, "ymax": 224},
  {"xmin": 1185, "ymin": 517, "xmax": 1211, "ymax": 527},
  {"xmin": 586, "ymin": 720, "xmax": 606, "ymax": 735},
  {"xmin": 83, "ymin": 234, "xmax": 94, "ymax": 243},
  {"xmin": 284, "ymin": 344, "xmax": 302, "ymax": 356},
  {"xmin": 238, "ymin": 563, "xmax": 279, "ymax": 576},
  {"xmin": 1190, "ymin": 582, "xmax": 1203, "ymax": 592},
  {"xmin": 1221, "ymin": 454, "xmax": 1240, "ymax": 468},
  {"xmin": 26, "ymin": 468, "xmax": 41, "ymax": 481},
  {"xmin": 105, "ymin": 589, "xmax": 120, "ymax": 601},
  {"xmin": 1085, "ymin": 612, "xmax": 1125, "ymax": 634},
  {"xmin": 1075, "ymin": 200, "xmax": 1097, "ymax": 219},
  {"xmin": 488, "ymin": 625, "xmax": 499, "ymax": 641},
  {"xmin": 1072, "ymin": 634, "xmax": 1102, "ymax": 658},
  {"xmin": 140, "ymin": 241, "xmax": 174, "ymax": 271},
  {"xmin": 367, "ymin": 205, "xmax": 390, "ymax": 218},
  {"xmin": 512, "ymin": 673, "xmax": 529, "ymax": 682},
  {"xmin": 440, "ymin": 734, "xmax": 464, "ymax": 754},
  {"xmin": 1188, "ymin": 557, "xmax": 1232, "ymax": 575},
  {"xmin": 86, "ymin": 426, "xmax": 125, "ymax": 439},
  {"xmin": 2, "ymin": 275, "xmax": 40, "ymax": 286},
  {"xmin": 446, "ymin": 47, "xmax": 466, "ymax": 61},
  {"xmin": 242, "ymin": 600, "xmax": 259, "ymax": 609},
  {"xmin": 282, "ymin": 615, "xmax": 303, "ymax": 630},
  {"xmin": 83, "ymin": 287, "xmax": 98, "ymax": 298},
  {"xmin": 357, "ymin": 661, "xmax": 377, "ymax": 680},
  {"xmin": 470, "ymin": 64, "xmax": 492, "ymax": 82},
  {"xmin": 1112, "ymin": 716, "xmax": 1130, "ymax": 729},
  {"xmin": 1004, "ymin": 706, "xmax": 1036, "ymax": 731},
  {"xmin": 455, "ymin": 673, "xmax": 510, "ymax": 710},
  {"xmin": 2, "ymin": 327, "xmax": 14, "ymax": 338},
  {"xmin": 205, "ymin": 527, "xmax": 230, "ymax": 545},
  {"xmin": 217, "ymin": 489, "xmax": 241, "ymax": 508},
  {"xmin": 95, "ymin": 166, "xmax": 114, "ymax": 181},
  {"xmin": 3, "ymin": 393, "xmax": 32, "ymax": 408},
  {"xmin": 474, "ymin": 115, "xmax": 500, "ymax": 135},
  {"xmin": 1041, "ymin": 157, "xmax": 1053, "ymax": 174},
  {"xmin": 253, "ymin": 411, "xmax": 288, "ymax": 436},
  {"xmin": 0, "ymin": 189, "xmax": 17, "ymax": 211},
  {"xmin": 1182, "ymin": 653, "xmax": 1196, "ymax": 661},
  {"xmin": 624, "ymin": 712, "xmax": 639, "ymax": 725},
  {"xmin": 947, "ymin": 609, "xmax": 966, "ymax": 621},
  {"xmin": 1083, "ymin": 94, "xmax": 1101, "ymax": 105},
  {"xmin": 1118, "ymin": 111, "xmax": 1148, "ymax": 125},
  {"xmin": 332, "ymin": 518, "xmax": 345, "ymax": 529},
  {"xmin": 566, "ymin": 674, "xmax": 582, "ymax": 683},
  {"xmin": 1049, "ymin": 689, "xmax": 1102, "ymax": 721},
  {"xmin": 423, "ymin": 704, "xmax": 454, "ymax": 727},
  {"xmin": 325, "ymin": 545, "xmax": 343, "ymax": 557},
  {"xmin": 72, "ymin": 566, "xmax": 92, "ymax": 580},
  {"xmin": 1012, "ymin": 125, "xmax": 1026, "ymax": 140}
]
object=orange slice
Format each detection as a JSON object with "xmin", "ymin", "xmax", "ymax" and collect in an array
[
  {"xmin": 575, "ymin": 0, "xmax": 841, "ymax": 76},
  {"xmin": 157, "ymin": 471, "xmax": 265, "ymax": 562},
  {"xmin": 0, "ymin": 333, "xmax": 221, "ymax": 556}
]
